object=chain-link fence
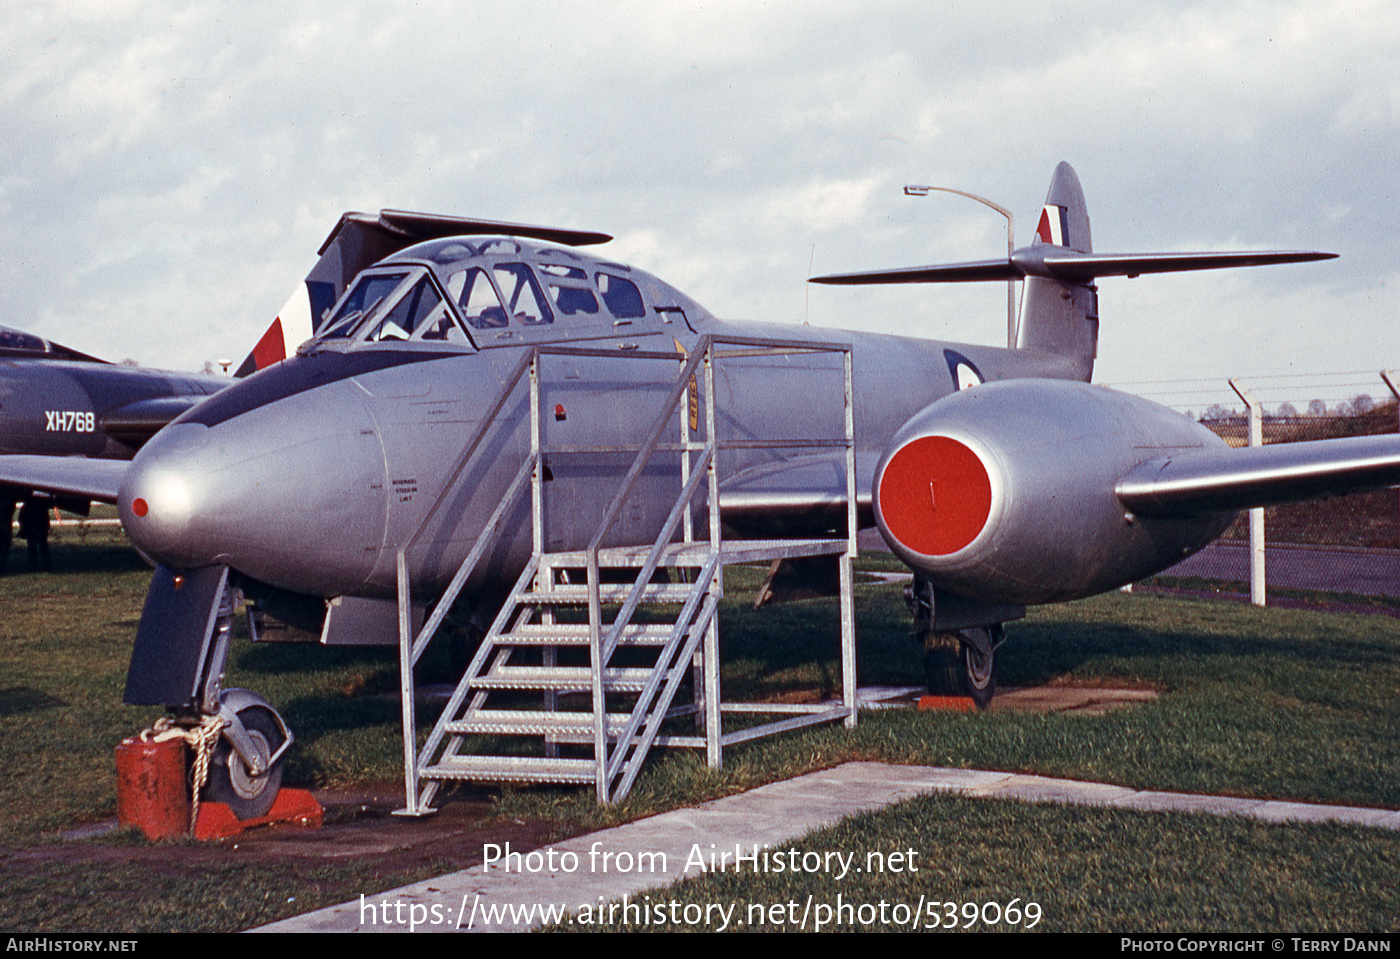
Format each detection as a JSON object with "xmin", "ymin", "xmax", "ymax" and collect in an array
[{"xmin": 1127, "ymin": 379, "xmax": 1400, "ymax": 607}]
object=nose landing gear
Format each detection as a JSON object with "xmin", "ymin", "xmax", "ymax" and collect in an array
[
  {"xmin": 205, "ymin": 696, "xmax": 290, "ymax": 821},
  {"xmin": 123, "ymin": 565, "xmax": 295, "ymax": 826}
]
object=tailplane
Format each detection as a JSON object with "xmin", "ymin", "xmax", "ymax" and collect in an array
[{"xmin": 809, "ymin": 162, "xmax": 1336, "ymax": 382}]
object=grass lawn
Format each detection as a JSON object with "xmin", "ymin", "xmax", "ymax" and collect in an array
[{"xmin": 1, "ymin": 529, "xmax": 1397, "ymax": 931}]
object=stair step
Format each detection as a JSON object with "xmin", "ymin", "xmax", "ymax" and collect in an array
[
  {"xmin": 469, "ymin": 665, "xmax": 662, "ymax": 692},
  {"xmin": 541, "ymin": 538, "xmax": 846, "ymax": 567},
  {"xmin": 421, "ymin": 755, "xmax": 596, "ymax": 784},
  {"xmin": 515, "ymin": 583, "xmax": 698, "ymax": 604},
  {"xmin": 498, "ymin": 623, "xmax": 683, "ymax": 645},
  {"xmin": 444, "ymin": 709, "xmax": 633, "ymax": 736}
]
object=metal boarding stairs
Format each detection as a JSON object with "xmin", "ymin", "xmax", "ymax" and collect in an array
[{"xmin": 392, "ymin": 334, "xmax": 858, "ymax": 812}]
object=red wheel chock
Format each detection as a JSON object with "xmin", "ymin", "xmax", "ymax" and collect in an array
[
  {"xmin": 193, "ymin": 789, "xmax": 323, "ymax": 841},
  {"xmin": 116, "ymin": 735, "xmax": 323, "ymax": 841},
  {"xmin": 917, "ymin": 694, "xmax": 979, "ymax": 713}
]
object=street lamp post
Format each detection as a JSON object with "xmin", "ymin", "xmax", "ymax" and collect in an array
[{"xmin": 904, "ymin": 184, "xmax": 1017, "ymax": 348}]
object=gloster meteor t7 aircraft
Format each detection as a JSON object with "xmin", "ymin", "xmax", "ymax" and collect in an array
[{"xmin": 18, "ymin": 162, "xmax": 1398, "ymax": 819}]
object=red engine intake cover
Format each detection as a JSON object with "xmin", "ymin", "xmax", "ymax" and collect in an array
[{"xmin": 877, "ymin": 435, "xmax": 992, "ymax": 557}]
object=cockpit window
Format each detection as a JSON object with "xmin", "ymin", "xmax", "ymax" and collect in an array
[
  {"xmin": 317, "ymin": 268, "xmax": 470, "ymax": 345},
  {"xmin": 536, "ymin": 264, "xmax": 598, "ymax": 316},
  {"xmin": 493, "ymin": 263, "xmax": 553, "ymax": 326},
  {"xmin": 596, "ymin": 272, "xmax": 646, "ymax": 319},
  {"xmin": 446, "ymin": 266, "xmax": 510, "ymax": 330},
  {"xmin": 476, "ymin": 238, "xmax": 521, "ymax": 256},
  {"xmin": 363, "ymin": 275, "xmax": 456, "ymax": 342},
  {"xmin": 0, "ymin": 327, "xmax": 49, "ymax": 353},
  {"xmin": 548, "ymin": 284, "xmax": 600, "ymax": 316},
  {"xmin": 538, "ymin": 263, "xmax": 586, "ymax": 280},
  {"xmin": 321, "ymin": 271, "xmax": 411, "ymax": 338}
]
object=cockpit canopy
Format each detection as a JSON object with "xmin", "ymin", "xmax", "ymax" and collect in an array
[
  {"xmin": 309, "ymin": 236, "xmax": 711, "ymax": 350},
  {"xmin": 0, "ymin": 325, "xmax": 105, "ymax": 362}
]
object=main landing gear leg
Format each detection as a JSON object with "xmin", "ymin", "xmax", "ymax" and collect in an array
[{"xmin": 905, "ymin": 575, "xmax": 1005, "ymax": 710}]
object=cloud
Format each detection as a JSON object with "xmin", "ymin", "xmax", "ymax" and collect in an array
[{"xmin": 0, "ymin": 0, "xmax": 1393, "ymax": 389}]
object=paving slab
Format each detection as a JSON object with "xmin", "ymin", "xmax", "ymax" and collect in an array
[
  {"xmin": 256, "ymin": 762, "xmax": 1399, "ymax": 933},
  {"xmin": 979, "ymin": 773, "xmax": 1139, "ymax": 805},
  {"xmin": 1249, "ymin": 799, "xmax": 1397, "ymax": 828}
]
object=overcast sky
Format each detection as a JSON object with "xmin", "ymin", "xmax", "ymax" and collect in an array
[{"xmin": 3, "ymin": 0, "xmax": 1396, "ymax": 413}]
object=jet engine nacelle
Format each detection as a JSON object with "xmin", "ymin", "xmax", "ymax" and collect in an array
[{"xmin": 873, "ymin": 379, "xmax": 1234, "ymax": 606}]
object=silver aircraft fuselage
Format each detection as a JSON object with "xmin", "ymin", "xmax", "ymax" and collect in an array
[{"xmin": 116, "ymin": 235, "xmax": 1093, "ymax": 605}]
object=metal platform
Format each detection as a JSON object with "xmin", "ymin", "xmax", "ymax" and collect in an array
[{"xmin": 390, "ymin": 336, "xmax": 858, "ymax": 810}]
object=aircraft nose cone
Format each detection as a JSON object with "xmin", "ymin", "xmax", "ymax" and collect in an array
[
  {"xmin": 119, "ymin": 423, "xmax": 215, "ymax": 567},
  {"xmin": 118, "ymin": 383, "xmax": 391, "ymax": 595}
]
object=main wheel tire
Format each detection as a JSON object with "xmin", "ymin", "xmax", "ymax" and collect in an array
[
  {"xmin": 959, "ymin": 628, "xmax": 997, "ymax": 710},
  {"xmin": 204, "ymin": 705, "xmax": 285, "ymax": 820},
  {"xmin": 921, "ymin": 631, "xmax": 963, "ymax": 696}
]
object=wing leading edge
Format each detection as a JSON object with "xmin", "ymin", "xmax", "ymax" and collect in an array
[
  {"xmin": 0, "ymin": 455, "xmax": 127, "ymax": 504},
  {"xmin": 1116, "ymin": 434, "xmax": 1400, "ymax": 517}
]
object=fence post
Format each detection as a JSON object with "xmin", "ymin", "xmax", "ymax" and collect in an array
[
  {"xmin": 1382, "ymin": 372, "xmax": 1400, "ymax": 556},
  {"xmin": 1229, "ymin": 379, "xmax": 1266, "ymax": 606}
]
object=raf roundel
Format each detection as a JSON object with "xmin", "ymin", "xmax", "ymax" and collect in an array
[{"xmin": 878, "ymin": 436, "xmax": 992, "ymax": 557}]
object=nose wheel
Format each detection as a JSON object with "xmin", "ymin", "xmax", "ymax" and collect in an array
[{"xmin": 203, "ymin": 699, "xmax": 290, "ymax": 820}]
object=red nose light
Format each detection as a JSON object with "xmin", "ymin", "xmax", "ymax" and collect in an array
[
  {"xmin": 878, "ymin": 436, "xmax": 992, "ymax": 556},
  {"xmin": 132, "ymin": 498, "xmax": 148, "ymax": 517}
]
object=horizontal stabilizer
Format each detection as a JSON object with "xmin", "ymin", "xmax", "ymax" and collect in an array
[
  {"xmin": 1116, "ymin": 434, "xmax": 1400, "ymax": 517},
  {"xmin": 0, "ymin": 454, "xmax": 127, "ymax": 504},
  {"xmin": 810, "ymin": 248, "xmax": 1336, "ymax": 286},
  {"xmin": 810, "ymin": 259, "xmax": 1019, "ymax": 285}
]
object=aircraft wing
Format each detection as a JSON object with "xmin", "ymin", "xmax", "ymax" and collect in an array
[
  {"xmin": 1116, "ymin": 434, "xmax": 1400, "ymax": 517},
  {"xmin": 717, "ymin": 452, "xmax": 875, "ymax": 532},
  {"xmin": 0, "ymin": 455, "xmax": 127, "ymax": 504}
]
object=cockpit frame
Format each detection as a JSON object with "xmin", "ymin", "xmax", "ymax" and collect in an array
[{"xmin": 307, "ymin": 235, "xmax": 691, "ymax": 354}]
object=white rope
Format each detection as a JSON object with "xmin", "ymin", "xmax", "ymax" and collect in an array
[{"xmin": 140, "ymin": 714, "xmax": 227, "ymax": 836}]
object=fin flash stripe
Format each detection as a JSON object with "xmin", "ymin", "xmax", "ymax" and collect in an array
[{"xmin": 1035, "ymin": 205, "xmax": 1070, "ymax": 247}]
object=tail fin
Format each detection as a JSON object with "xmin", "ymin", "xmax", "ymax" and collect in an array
[
  {"xmin": 808, "ymin": 161, "xmax": 1336, "ymax": 383},
  {"xmin": 231, "ymin": 288, "xmax": 314, "ymax": 378},
  {"xmin": 1018, "ymin": 162, "xmax": 1098, "ymax": 380}
]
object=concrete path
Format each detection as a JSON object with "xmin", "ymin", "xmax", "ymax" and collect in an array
[{"xmin": 255, "ymin": 762, "xmax": 1400, "ymax": 933}]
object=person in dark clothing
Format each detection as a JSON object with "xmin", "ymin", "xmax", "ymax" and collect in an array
[
  {"xmin": 17, "ymin": 498, "xmax": 51, "ymax": 573},
  {"xmin": 0, "ymin": 494, "xmax": 15, "ymax": 575}
]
